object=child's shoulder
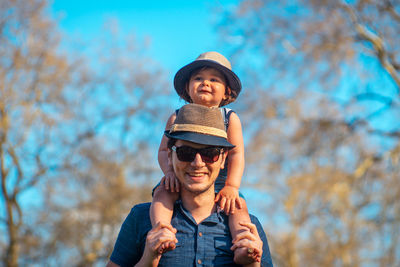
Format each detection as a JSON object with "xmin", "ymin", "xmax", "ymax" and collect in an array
[
  {"xmin": 220, "ymin": 107, "xmax": 235, "ymax": 116},
  {"xmin": 220, "ymin": 107, "xmax": 243, "ymax": 132},
  {"xmin": 220, "ymin": 107, "xmax": 240, "ymax": 121}
]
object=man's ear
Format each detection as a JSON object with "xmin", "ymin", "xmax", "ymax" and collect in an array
[{"xmin": 219, "ymin": 150, "xmax": 228, "ymax": 169}]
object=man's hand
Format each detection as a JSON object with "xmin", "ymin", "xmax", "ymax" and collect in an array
[
  {"xmin": 136, "ymin": 222, "xmax": 178, "ymax": 267},
  {"xmin": 161, "ymin": 171, "xmax": 180, "ymax": 193},
  {"xmin": 215, "ymin": 185, "xmax": 242, "ymax": 214},
  {"xmin": 231, "ymin": 222, "xmax": 263, "ymax": 264}
]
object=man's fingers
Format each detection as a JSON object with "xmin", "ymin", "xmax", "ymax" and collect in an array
[
  {"xmin": 148, "ymin": 230, "xmax": 177, "ymax": 254},
  {"xmin": 233, "ymin": 230, "xmax": 257, "ymax": 243},
  {"xmin": 158, "ymin": 242, "xmax": 167, "ymax": 254},
  {"xmin": 231, "ymin": 240, "xmax": 262, "ymax": 256},
  {"xmin": 158, "ymin": 240, "xmax": 177, "ymax": 254},
  {"xmin": 230, "ymin": 238, "xmax": 252, "ymax": 250},
  {"xmin": 153, "ymin": 235, "xmax": 177, "ymax": 250},
  {"xmin": 239, "ymin": 221, "xmax": 259, "ymax": 235},
  {"xmin": 230, "ymin": 222, "xmax": 263, "ymax": 261},
  {"xmin": 153, "ymin": 229, "xmax": 178, "ymax": 243},
  {"xmin": 149, "ymin": 227, "xmax": 177, "ymax": 242},
  {"xmin": 154, "ymin": 221, "xmax": 177, "ymax": 234}
]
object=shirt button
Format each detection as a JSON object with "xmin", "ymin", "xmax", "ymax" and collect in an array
[
  {"xmin": 198, "ymin": 232, "xmax": 202, "ymax": 237},
  {"xmin": 197, "ymin": 259, "xmax": 202, "ymax": 264}
]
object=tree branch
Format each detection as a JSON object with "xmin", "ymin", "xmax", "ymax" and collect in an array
[
  {"xmin": 341, "ymin": 1, "xmax": 400, "ymax": 91},
  {"xmin": 355, "ymin": 92, "xmax": 394, "ymax": 105},
  {"xmin": 381, "ymin": 0, "xmax": 400, "ymax": 23},
  {"xmin": 7, "ymin": 145, "xmax": 24, "ymax": 194}
]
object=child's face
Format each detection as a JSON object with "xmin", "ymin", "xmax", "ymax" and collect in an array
[{"xmin": 186, "ymin": 68, "xmax": 228, "ymax": 107}]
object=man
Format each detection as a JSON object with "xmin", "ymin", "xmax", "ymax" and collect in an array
[{"xmin": 107, "ymin": 104, "xmax": 273, "ymax": 267}]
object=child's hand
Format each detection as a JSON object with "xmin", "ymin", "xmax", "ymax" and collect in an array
[
  {"xmin": 215, "ymin": 185, "xmax": 242, "ymax": 215},
  {"xmin": 161, "ymin": 171, "xmax": 180, "ymax": 193}
]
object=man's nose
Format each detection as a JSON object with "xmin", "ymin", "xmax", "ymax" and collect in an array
[{"xmin": 191, "ymin": 153, "xmax": 206, "ymax": 166}]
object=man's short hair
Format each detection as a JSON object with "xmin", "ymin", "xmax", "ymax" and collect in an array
[{"xmin": 167, "ymin": 137, "xmax": 177, "ymax": 149}]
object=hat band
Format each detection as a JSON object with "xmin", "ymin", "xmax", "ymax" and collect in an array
[{"xmin": 170, "ymin": 124, "xmax": 227, "ymax": 139}]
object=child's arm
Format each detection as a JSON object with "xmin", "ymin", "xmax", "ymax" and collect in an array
[
  {"xmin": 215, "ymin": 112, "xmax": 245, "ymax": 214},
  {"xmin": 149, "ymin": 112, "xmax": 179, "ymax": 253},
  {"xmin": 158, "ymin": 113, "xmax": 179, "ymax": 192}
]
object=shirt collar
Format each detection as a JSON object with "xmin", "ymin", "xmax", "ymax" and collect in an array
[{"xmin": 176, "ymin": 200, "xmax": 225, "ymax": 225}]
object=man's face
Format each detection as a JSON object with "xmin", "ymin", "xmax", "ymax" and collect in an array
[{"xmin": 168, "ymin": 140, "xmax": 227, "ymax": 194}]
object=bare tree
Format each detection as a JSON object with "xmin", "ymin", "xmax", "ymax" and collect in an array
[
  {"xmin": 1, "ymin": 0, "xmax": 171, "ymax": 266},
  {"xmin": 0, "ymin": 0, "xmax": 72, "ymax": 265},
  {"xmin": 28, "ymin": 24, "xmax": 172, "ymax": 265},
  {"xmin": 218, "ymin": 0, "xmax": 400, "ymax": 266}
]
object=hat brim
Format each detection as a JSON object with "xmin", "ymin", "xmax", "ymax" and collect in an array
[
  {"xmin": 174, "ymin": 60, "xmax": 242, "ymax": 104},
  {"xmin": 165, "ymin": 131, "xmax": 235, "ymax": 149}
]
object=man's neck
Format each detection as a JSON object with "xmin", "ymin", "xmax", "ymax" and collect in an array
[{"xmin": 180, "ymin": 188, "xmax": 217, "ymax": 224}]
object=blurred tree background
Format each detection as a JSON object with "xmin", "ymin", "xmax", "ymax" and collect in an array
[
  {"xmin": 1, "ymin": 0, "xmax": 399, "ymax": 266},
  {"xmin": 1, "ymin": 0, "xmax": 170, "ymax": 266},
  {"xmin": 218, "ymin": 0, "xmax": 400, "ymax": 266}
]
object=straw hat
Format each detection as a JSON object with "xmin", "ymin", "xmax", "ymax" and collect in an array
[{"xmin": 165, "ymin": 104, "xmax": 234, "ymax": 148}]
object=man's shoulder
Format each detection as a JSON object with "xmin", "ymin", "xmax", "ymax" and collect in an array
[
  {"xmin": 131, "ymin": 202, "xmax": 151, "ymax": 212},
  {"xmin": 127, "ymin": 202, "xmax": 151, "ymax": 223},
  {"xmin": 121, "ymin": 202, "xmax": 152, "ymax": 237},
  {"xmin": 249, "ymin": 213, "xmax": 260, "ymax": 223},
  {"xmin": 248, "ymin": 214, "xmax": 265, "ymax": 236},
  {"xmin": 131, "ymin": 201, "xmax": 180, "ymax": 218},
  {"xmin": 109, "ymin": 203, "xmax": 152, "ymax": 266}
]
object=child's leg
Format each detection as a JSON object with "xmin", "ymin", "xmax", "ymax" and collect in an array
[
  {"xmin": 150, "ymin": 183, "xmax": 179, "ymax": 225},
  {"xmin": 230, "ymin": 198, "xmax": 259, "ymax": 265},
  {"xmin": 150, "ymin": 184, "xmax": 179, "ymax": 252}
]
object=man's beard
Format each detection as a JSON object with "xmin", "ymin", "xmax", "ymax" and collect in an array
[{"xmin": 181, "ymin": 180, "xmax": 215, "ymax": 196}]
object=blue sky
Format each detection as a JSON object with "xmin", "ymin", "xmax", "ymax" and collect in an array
[
  {"xmin": 51, "ymin": 0, "xmax": 239, "ymax": 73},
  {"xmin": 47, "ymin": 0, "xmax": 276, "ymax": 224}
]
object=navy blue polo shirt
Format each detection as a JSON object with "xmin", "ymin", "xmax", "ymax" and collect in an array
[{"xmin": 110, "ymin": 202, "xmax": 273, "ymax": 267}]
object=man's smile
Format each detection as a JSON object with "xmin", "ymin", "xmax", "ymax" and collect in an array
[{"xmin": 186, "ymin": 171, "xmax": 208, "ymax": 181}]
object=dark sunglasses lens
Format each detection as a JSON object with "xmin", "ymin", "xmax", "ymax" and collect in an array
[
  {"xmin": 200, "ymin": 147, "xmax": 221, "ymax": 163},
  {"xmin": 175, "ymin": 146, "xmax": 221, "ymax": 163},
  {"xmin": 176, "ymin": 146, "xmax": 196, "ymax": 162}
]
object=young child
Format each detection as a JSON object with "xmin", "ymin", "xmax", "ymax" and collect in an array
[{"xmin": 151, "ymin": 51, "xmax": 261, "ymax": 264}]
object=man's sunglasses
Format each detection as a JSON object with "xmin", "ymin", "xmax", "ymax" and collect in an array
[{"xmin": 171, "ymin": 145, "xmax": 224, "ymax": 163}]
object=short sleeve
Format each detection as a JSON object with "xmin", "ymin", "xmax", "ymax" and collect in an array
[{"xmin": 109, "ymin": 203, "xmax": 152, "ymax": 267}]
